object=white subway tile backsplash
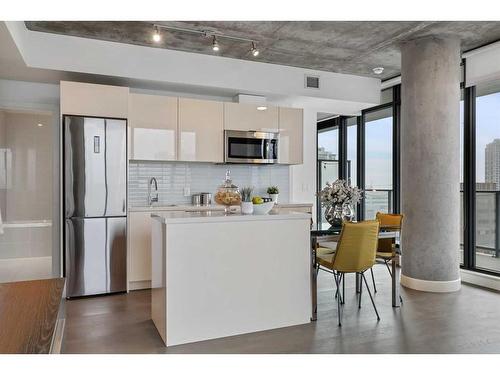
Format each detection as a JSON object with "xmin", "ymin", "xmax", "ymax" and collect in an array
[{"xmin": 128, "ymin": 161, "xmax": 290, "ymax": 207}]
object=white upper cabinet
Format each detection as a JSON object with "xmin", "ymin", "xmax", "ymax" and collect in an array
[
  {"xmin": 223, "ymin": 102, "xmax": 279, "ymax": 132},
  {"xmin": 178, "ymin": 98, "xmax": 224, "ymax": 163},
  {"xmin": 128, "ymin": 94, "xmax": 178, "ymax": 161},
  {"xmin": 60, "ymin": 81, "xmax": 129, "ymax": 118},
  {"xmin": 278, "ymin": 107, "xmax": 303, "ymax": 165}
]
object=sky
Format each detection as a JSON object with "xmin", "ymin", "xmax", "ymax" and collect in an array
[{"xmin": 475, "ymin": 91, "xmax": 500, "ymax": 183}]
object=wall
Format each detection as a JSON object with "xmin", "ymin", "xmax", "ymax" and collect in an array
[
  {"xmin": 0, "ymin": 78, "xmax": 60, "ymax": 277},
  {"xmin": 0, "ymin": 111, "xmax": 6, "ymax": 213},
  {"xmin": 129, "ymin": 161, "xmax": 290, "ymax": 207},
  {"xmin": 290, "ymin": 108, "xmax": 318, "ymax": 222},
  {"xmin": 1, "ymin": 111, "xmax": 53, "ymax": 221}
]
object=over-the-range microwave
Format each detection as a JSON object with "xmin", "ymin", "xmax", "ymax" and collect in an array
[{"xmin": 224, "ymin": 130, "xmax": 279, "ymax": 164}]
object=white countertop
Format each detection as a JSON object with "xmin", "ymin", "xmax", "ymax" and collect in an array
[
  {"xmin": 151, "ymin": 210, "xmax": 311, "ymax": 224},
  {"xmin": 129, "ymin": 202, "xmax": 312, "ymax": 213}
]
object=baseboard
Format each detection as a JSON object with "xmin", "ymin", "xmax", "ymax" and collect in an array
[
  {"xmin": 461, "ymin": 269, "xmax": 500, "ymax": 292},
  {"xmin": 401, "ymin": 274, "xmax": 461, "ymax": 292},
  {"xmin": 129, "ymin": 280, "xmax": 151, "ymax": 290}
]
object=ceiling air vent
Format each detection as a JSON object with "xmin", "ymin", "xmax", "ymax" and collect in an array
[{"xmin": 305, "ymin": 75, "xmax": 320, "ymax": 89}]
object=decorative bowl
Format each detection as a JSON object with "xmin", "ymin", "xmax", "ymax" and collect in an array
[{"xmin": 252, "ymin": 201, "xmax": 275, "ymax": 215}]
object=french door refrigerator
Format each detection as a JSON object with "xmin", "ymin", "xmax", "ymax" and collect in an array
[{"xmin": 64, "ymin": 115, "xmax": 127, "ymax": 298}]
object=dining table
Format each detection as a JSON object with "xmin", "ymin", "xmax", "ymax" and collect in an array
[{"xmin": 310, "ymin": 222, "xmax": 402, "ymax": 321}]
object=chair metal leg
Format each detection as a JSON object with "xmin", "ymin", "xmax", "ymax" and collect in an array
[
  {"xmin": 370, "ymin": 267, "xmax": 377, "ymax": 293},
  {"xmin": 361, "ymin": 272, "xmax": 380, "ymax": 321},
  {"xmin": 333, "ymin": 271, "xmax": 342, "ymax": 326},
  {"xmin": 342, "ymin": 272, "xmax": 345, "ymax": 305},
  {"xmin": 384, "ymin": 260, "xmax": 393, "ymax": 277},
  {"xmin": 358, "ymin": 272, "xmax": 362, "ymax": 309},
  {"xmin": 334, "ymin": 273, "xmax": 344, "ymax": 304}
]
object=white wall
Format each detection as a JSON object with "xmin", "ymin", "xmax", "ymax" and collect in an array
[
  {"xmin": 0, "ymin": 78, "xmax": 60, "ymax": 277},
  {"xmin": 291, "ymin": 109, "xmax": 318, "ymax": 223},
  {"xmin": 465, "ymin": 41, "xmax": 500, "ymax": 87}
]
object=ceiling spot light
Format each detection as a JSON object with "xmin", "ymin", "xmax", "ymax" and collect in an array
[
  {"xmin": 251, "ymin": 42, "xmax": 259, "ymax": 57},
  {"xmin": 152, "ymin": 26, "xmax": 161, "ymax": 43},
  {"xmin": 372, "ymin": 67, "xmax": 384, "ymax": 75},
  {"xmin": 257, "ymin": 106, "xmax": 267, "ymax": 111},
  {"xmin": 37, "ymin": 123, "xmax": 43, "ymax": 127},
  {"xmin": 212, "ymin": 36, "xmax": 220, "ymax": 52}
]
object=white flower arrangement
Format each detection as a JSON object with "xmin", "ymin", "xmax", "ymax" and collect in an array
[{"xmin": 319, "ymin": 179, "xmax": 363, "ymax": 207}]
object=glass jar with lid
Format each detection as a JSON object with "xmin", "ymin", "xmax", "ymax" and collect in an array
[{"xmin": 214, "ymin": 170, "xmax": 241, "ymax": 213}]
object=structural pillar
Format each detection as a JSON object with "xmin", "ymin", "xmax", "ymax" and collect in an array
[{"xmin": 400, "ymin": 36, "xmax": 461, "ymax": 292}]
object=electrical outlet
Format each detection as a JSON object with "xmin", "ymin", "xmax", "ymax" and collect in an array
[{"xmin": 183, "ymin": 186, "xmax": 191, "ymax": 196}]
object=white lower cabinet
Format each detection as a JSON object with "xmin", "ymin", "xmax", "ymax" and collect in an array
[{"xmin": 128, "ymin": 211, "xmax": 153, "ymax": 289}]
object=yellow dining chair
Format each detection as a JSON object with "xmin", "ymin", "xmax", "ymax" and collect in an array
[
  {"xmin": 316, "ymin": 220, "xmax": 380, "ymax": 326},
  {"xmin": 371, "ymin": 212, "xmax": 403, "ymax": 295}
]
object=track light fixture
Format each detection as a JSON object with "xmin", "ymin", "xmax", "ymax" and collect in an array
[
  {"xmin": 152, "ymin": 24, "xmax": 262, "ymax": 57},
  {"xmin": 251, "ymin": 42, "xmax": 259, "ymax": 57},
  {"xmin": 212, "ymin": 36, "xmax": 220, "ymax": 52},
  {"xmin": 152, "ymin": 26, "xmax": 161, "ymax": 43}
]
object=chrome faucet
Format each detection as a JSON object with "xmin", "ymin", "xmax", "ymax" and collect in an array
[{"xmin": 148, "ymin": 177, "xmax": 159, "ymax": 206}]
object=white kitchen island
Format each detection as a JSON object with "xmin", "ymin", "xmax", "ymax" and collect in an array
[{"xmin": 150, "ymin": 210, "xmax": 312, "ymax": 347}]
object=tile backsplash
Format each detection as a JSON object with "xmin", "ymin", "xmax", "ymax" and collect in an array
[{"xmin": 128, "ymin": 161, "xmax": 290, "ymax": 207}]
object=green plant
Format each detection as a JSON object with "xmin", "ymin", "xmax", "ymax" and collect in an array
[
  {"xmin": 267, "ymin": 186, "xmax": 279, "ymax": 194},
  {"xmin": 240, "ymin": 187, "xmax": 253, "ymax": 202}
]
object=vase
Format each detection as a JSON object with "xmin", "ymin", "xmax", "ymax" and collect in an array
[
  {"xmin": 241, "ymin": 201, "xmax": 254, "ymax": 215},
  {"xmin": 325, "ymin": 204, "xmax": 343, "ymax": 227},
  {"xmin": 342, "ymin": 203, "xmax": 355, "ymax": 222},
  {"xmin": 269, "ymin": 193, "xmax": 279, "ymax": 204}
]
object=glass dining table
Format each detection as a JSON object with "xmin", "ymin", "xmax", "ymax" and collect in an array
[{"xmin": 310, "ymin": 222, "xmax": 402, "ymax": 321}]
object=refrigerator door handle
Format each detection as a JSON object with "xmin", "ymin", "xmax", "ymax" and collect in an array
[{"xmin": 122, "ymin": 199, "xmax": 126, "ymax": 214}]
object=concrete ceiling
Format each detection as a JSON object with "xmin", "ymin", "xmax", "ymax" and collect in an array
[{"xmin": 23, "ymin": 21, "xmax": 500, "ymax": 80}]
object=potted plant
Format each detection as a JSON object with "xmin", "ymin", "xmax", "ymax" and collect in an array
[
  {"xmin": 318, "ymin": 179, "xmax": 363, "ymax": 227},
  {"xmin": 240, "ymin": 187, "xmax": 254, "ymax": 215},
  {"xmin": 267, "ymin": 186, "xmax": 279, "ymax": 203}
]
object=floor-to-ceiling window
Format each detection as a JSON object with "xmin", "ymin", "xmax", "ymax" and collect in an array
[
  {"xmin": 317, "ymin": 120, "xmax": 339, "ymax": 225},
  {"xmin": 364, "ymin": 107, "xmax": 393, "ymax": 219},
  {"xmin": 316, "ymin": 86, "xmax": 400, "ymax": 224},
  {"xmin": 346, "ymin": 116, "xmax": 357, "ymax": 187},
  {"xmin": 460, "ymin": 91, "xmax": 464, "ymax": 265},
  {"xmin": 474, "ymin": 81, "xmax": 500, "ymax": 272}
]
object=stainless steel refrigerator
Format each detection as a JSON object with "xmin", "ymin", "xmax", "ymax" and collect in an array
[{"xmin": 64, "ymin": 116, "xmax": 127, "ymax": 298}]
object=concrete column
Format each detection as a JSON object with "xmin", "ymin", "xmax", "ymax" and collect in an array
[{"xmin": 400, "ymin": 36, "xmax": 461, "ymax": 292}]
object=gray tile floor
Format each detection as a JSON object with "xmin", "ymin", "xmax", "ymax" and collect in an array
[{"xmin": 61, "ymin": 264, "xmax": 500, "ymax": 354}]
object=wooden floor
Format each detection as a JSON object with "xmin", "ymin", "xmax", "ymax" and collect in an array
[{"xmin": 61, "ymin": 265, "xmax": 500, "ymax": 354}]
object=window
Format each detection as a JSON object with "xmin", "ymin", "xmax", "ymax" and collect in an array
[
  {"xmin": 364, "ymin": 107, "xmax": 393, "ymax": 219},
  {"xmin": 317, "ymin": 123, "xmax": 339, "ymax": 225},
  {"xmin": 346, "ymin": 117, "xmax": 357, "ymax": 187},
  {"xmin": 474, "ymin": 81, "xmax": 500, "ymax": 272},
  {"xmin": 459, "ymin": 92, "xmax": 464, "ymax": 266},
  {"xmin": 315, "ymin": 85, "xmax": 400, "ymax": 225}
]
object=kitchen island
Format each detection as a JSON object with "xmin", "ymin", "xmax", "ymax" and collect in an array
[{"xmin": 150, "ymin": 210, "xmax": 312, "ymax": 347}]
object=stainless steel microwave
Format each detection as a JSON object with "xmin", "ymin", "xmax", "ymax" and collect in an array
[{"xmin": 224, "ymin": 130, "xmax": 279, "ymax": 164}]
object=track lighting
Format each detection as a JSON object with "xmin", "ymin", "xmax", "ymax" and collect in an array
[
  {"xmin": 251, "ymin": 42, "xmax": 259, "ymax": 57},
  {"xmin": 152, "ymin": 26, "xmax": 161, "ymax": 43},
  {"xmin": 212, "ymin": 36, "xmax": 220, "ymax": 52},
  {"xmin": 151, "ymin": 24, "xmax": 263, "ymax": 57}
]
